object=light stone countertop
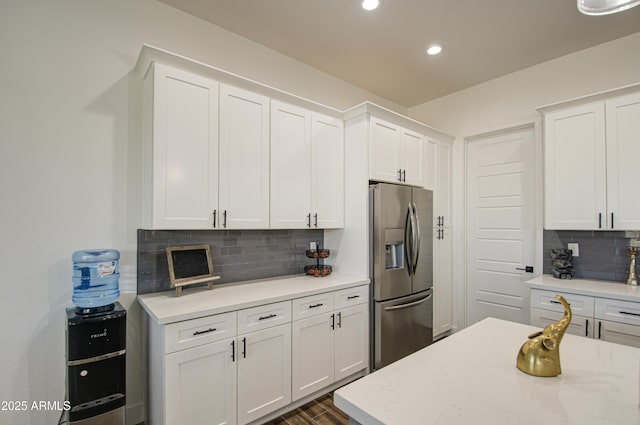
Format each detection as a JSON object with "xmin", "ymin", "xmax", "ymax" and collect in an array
[
  {"xmin": 334, "ymin": 317, "xmax": 640, "ymax": 425},
  {"xmin": 526, "ymin": 275, "xmax": 640, "ymax": 302},
  {"xmin": 137, "ymin": 272, "xmax": 369, "ymax": 325}
]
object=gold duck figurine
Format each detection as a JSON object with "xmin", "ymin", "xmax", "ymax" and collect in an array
[{"xmin": 517, "ymin": 294, "xmax": 572, "ymax": 377}]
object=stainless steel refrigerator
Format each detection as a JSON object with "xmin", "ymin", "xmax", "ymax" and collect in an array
[{"xmin": 370, "ymin": 182, "xmax": 434, "ymax": 369}]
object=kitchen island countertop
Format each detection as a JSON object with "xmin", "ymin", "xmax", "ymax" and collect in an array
[{"xmin": 334, "ymin": 317, "xmax": 640, "ymax": 425}]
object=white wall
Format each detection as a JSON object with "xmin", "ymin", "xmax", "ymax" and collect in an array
[
  {"xmin": 0, "ymin": 2, "xmax": 404, "ymax": 424},
  {"xmin": 409, "ymin": 32, "xmax": 640, "ymax": 137},
  {"xmin": 408, "ymin": 31, "xmax": 640, "ymax": 333}
]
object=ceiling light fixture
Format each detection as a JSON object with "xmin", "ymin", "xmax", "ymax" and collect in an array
[
  {"xmin": 577, "ymin": 0, "xmax": 640, "ymax": 15},
  {"xmin": 362, "ymin": 0, "xmax": 379, "ymax": 11},
  {"xmin": 426, "ymin": 45, "xmax": 443, "ymax": 56}
]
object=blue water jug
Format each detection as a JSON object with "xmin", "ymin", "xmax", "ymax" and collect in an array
[{"xmin": 72, "ymin": 249, "xmax": 120, "ymax": 308}]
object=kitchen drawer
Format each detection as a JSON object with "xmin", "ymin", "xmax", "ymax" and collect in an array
[
  {"xmin": 595, "ymin": 297, "xmax": 640, "ymax": 326},
  {"xmin": 530, "ymin": 308, "xmax": 593, "ymax": 338},
  {"xmin": 237, "ymin": 300, "xmax": 292, "ymax": 335},
  {"xmin": 164, "ymin": 311, "xmax": 237, "ymax": 354},
  {"xmin": 530, "ymin": 289, "xmax": 594, "ymax": 316},
  {"xmin": 334, "ymin": 285, "xmax": 369, "ymax": 310},
  {"xmin": 292, "ymin": 292, "xmax": 334, "ymax": 321}
]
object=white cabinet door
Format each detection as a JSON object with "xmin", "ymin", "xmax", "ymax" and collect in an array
[
  {"xmin": 433, "ymin": 227, "xmax": 452, "ymax": 338},
  {"xmin": 291, "ymin": 312, "xmax": 335, "ymax": 401},
  {"xmin": 165, "ymin": 338, "xmax": 236, "ymax": 425},
  {"xmin": 237, "ymin": 323, "xmax": 292, "ymax": 424},
  {"xmin": 543, "ymin": 102, "xmax": 606, "ymax": 230},
  {"xmin": 334, "ymin": 303, "xmax": 369, "ymax": 382},
  {"xmin": 149, "ymin": 63, "xmax": 219, "ymax": 229},
  {"xmin": 270, "ymin": 100, "xmax": 312, "ymax": 229},
  {"xmin": 400, "ymin": 128, "xmax": 426, "ymax": 187},
  {"xmin": 424, "ymin": 138, "xmax": 437, "ymax": 191},
  {"xmin": 311, "ymin": 112, "xmax": 344, "ymax": 229},
  {"xmin": 370, "ymin": 116, "xmax": 401, "ymax": 183},
  {"xmin": 219, "ymin": 84, "xmax": 270, "ymax": 229},
  {"xmin": 434, "ymin": 140, "xmax": 452, "ymax": 228},
  {"xmin": 605, "ymin": 92, "xmax": 640, "ymax": 230},
  {"xmin": 530, "ymin": 308, "xmax": 593, "ymax": 338},
  {"xmin": 598, "ymin": 320, "xmax": 640, "ymax": 348}
]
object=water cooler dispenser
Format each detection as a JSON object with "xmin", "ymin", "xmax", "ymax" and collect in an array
[{"xmin": 66, "ymin": 249, "xmax": 125, "ymax": 425}]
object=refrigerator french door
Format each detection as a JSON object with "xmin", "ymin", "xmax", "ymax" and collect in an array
[{"xmin": 370, "ymin": 182, "xmax": 434, "ymax": 369}]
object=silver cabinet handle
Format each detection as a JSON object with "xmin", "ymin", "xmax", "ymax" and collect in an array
[
  {"xmin": 337, "ymin": 312, "xmax": 342, "ymax": 328},
  {"xmin": 258, "ymin": 314, "xmax": 277, "ymax": 321},
  {"xmin": 398, "ymin": 169, "xmax": 402, "ymax": 182},
  {"xmin": 402, "ymin": 169, "xmax": 406, "ymax": 182},
  {"xmin": 223, "ymin": 210, "xmax": 227, "ymax": 228},
  {"xmin": 314, "ymin": 213, "xmax": 318, "ymax": 227},
  {"xmin": 307, "ymin": 213, "xmax": 311, "ymax": 228}
]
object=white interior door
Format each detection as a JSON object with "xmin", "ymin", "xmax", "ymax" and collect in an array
[{"xmin": 466, "ymin": 126, "xmax": 535, "ymax": 325}]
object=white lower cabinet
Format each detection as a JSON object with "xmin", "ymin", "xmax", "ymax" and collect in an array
[
  {"xmin": 148, "ymin": 285, "xmax": 369, "ymax": 425},
  {"xmin": 333, "ymin": 303, "xmax": 369, "ymax": 381},
  {"xmin": 291, "ymin": 286, "xmax": 369, "ymax": 402},
  {"xmin": 291, "ymin": 313, "xmax": 335, "ymax": 401},
  {"xmin": 237, "ymin": 323, "xmax": 292, "ymax": 424},
  {"xmin": 530, "ymin": 288, "xmax": 640, "ymax": 347},
  {"xmin": 165, "ymin": 338, "xmax": 237, "ymax": 425}
]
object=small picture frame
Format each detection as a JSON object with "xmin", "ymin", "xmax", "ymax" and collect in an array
[{"xmin": 166, "ymin": 244, "xmax": 220, "ymax": 297}]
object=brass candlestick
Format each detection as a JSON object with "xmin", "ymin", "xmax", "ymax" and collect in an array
[{"xmin": 627, "ymin": 247, "xmax": 638, "ymax": 286}]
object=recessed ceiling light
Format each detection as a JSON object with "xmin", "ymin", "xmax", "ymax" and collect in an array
[
  {"xmin": 362, "ymin": 0, "xmax": 379, "ymax": 11},
  {"xmin": 427, "ymin": 45, "xmax": 443, "ymax": 56}
]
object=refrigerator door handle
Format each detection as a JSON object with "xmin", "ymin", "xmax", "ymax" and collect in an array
[
  {"xmin": 383, "ymin": 293, "xmax": 432, "ymax": 311},
  {"xmin": 404, "ymin": 202, "xmax": 414, "ymax": 276},
  {"xmin": 411, "ymin": 202, "xmax": 420, "ymax": 276}
]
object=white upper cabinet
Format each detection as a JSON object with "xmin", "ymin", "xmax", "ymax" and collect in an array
[
  {"xmin": 544, "ymin": 102, "xmax": 606, "ymax": 230},
  {"xmin": 370, "ymin": 116, "xmax": 426, "ymax": 187},
  {"xmin": 370, "ymin": 117, "xmax": 402, "ymax": 183},
  {"xmin": 144, "ymin": 63, "xmax": 219, "ymax": 229},
  {"xmin": 271, "ymin": 100, "xmax": 344, "ymax": 229},
  {"xmin": 434, "ymin": 139, "xmax": 452, "ymax": 228},
  {"xmin": 400, "ymin": 127, "xmax": 427, "ymax": 187},
  {"xmin": 138, "ymin": 47, "xmax": 345, "ymax": 231},
  {"xmin": 270, "ymin": 100, "xmax": 312, "ymax": 229},
  {"xmin": 543, "ymin": 89, "xmax": 640, "ymax": 230},
  {"xmin": 311, "ymin": 112, "xmax": 345, "ymax": 228},
  {"xmin": 605, "ymin": 92, "xmax": 640, "ymax": 230},
  {"xmin": 219, "ymin": 84, "xmax": 270, "ymax": 229}
]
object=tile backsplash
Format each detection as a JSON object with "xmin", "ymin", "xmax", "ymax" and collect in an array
[
  {"xmin": 543, "ymin": 230, "xmax": 635, "ymax": 282},
  {"xmin": 137, "ymin": 229, "xmax": 324, "ymax": 294}
]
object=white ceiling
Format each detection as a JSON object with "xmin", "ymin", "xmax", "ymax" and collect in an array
[{"xmin": 159, "ymin": 0, "xmax": 640, "ymax": 107}]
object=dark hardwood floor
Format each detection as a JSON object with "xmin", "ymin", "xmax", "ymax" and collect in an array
[{"xmin": 262, "ymin": 392, "xmax": 350, "ymax": 425}]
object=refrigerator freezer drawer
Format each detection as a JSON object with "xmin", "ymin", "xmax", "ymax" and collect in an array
[{"xmin": 374, "ymin": 290, "xmax": 433, "ymax": 369}]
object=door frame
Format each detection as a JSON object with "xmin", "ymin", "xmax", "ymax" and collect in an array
[{"xmin": 453, "ymin": 119, "xmax": 544, "ymax": 329}]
